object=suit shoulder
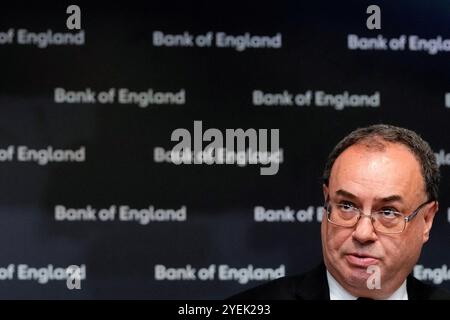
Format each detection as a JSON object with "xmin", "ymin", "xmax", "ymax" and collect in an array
[
  {"xmin": 226, "ymin": 274, "xmax": 307, "ymax": 300},
  {"xmin": 408, "ymin": 276, "xmax": 450, "ymax": 300}
]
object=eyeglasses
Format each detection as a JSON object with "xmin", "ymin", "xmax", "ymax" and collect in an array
[{"xmin": 324, "ymin": 199, "xmax": 433, "ymax": 234}]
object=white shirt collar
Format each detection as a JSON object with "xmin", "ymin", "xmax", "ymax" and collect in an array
[{"xmin": 326, "ymin": 270, "xmax": 408, "ymax": 300}]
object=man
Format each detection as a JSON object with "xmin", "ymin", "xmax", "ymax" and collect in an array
[{"xmin": 230, "ymin": 124, "xmax": 450, "ymax": 300}]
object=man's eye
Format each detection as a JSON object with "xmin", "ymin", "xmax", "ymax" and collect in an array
[
  {"xmin": 380, "ymin": 209, "xmax": 400, "ymax": 218},
  {"xmin": 339, "ymin": 203, "xmax": 355, "ymax": 211}
]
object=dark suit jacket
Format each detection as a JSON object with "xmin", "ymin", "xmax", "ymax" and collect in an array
[{"xmin": 228, "ymin": 263, "xmax": 450, "ymax": 300}]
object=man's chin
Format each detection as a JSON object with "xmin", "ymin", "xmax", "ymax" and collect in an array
[
  {"xmin": 340, "ymin": 265, "xmax": 373, "ymax": 289},
  {"xmin": 327, "ymin": 257, "xmax": 381, "ymax": 288}
]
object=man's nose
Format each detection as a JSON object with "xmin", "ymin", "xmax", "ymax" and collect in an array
[{"xmin": 352, "ymin": 214, "xmax": 377, "ymax": 243}]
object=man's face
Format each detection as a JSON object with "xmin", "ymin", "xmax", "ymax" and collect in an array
[{"xmin": 321, "ymin": 142, "xmax": 438, "ymax": 298}]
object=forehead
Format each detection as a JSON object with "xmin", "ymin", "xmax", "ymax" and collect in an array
[{"xmin": 328, "ymin": 142, "xmax": 425, "ymax": 202}]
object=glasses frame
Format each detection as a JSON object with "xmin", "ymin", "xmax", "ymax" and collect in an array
[{"xmin": 324, "ymin": 198, "xmax": 433, "ymax": 234}]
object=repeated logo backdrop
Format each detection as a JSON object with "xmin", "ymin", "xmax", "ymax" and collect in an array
[{"xmin": 0, "ymin": 1, "xmax": 449, "ymax": 299}]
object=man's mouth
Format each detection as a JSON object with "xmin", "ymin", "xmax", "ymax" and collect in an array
[{"xmin": 345, "ymin": 253, "xmax": 380, "ymax": 268}]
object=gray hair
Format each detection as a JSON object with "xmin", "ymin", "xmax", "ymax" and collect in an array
[{"xmin": 322, "ymin": 124, "xmax": 439, "ymax": 201}]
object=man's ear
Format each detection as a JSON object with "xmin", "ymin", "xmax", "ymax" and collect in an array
[
  {"xmin": 422, "ymin": 201, "xmax": 438, "ymax": 243},
  {"xmin": 322, "ymin": 184, "xmax": 329, "ymax": 202}
]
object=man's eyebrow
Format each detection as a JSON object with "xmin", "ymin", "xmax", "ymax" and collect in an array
[
  {"xmin": 375, "ymin": 195, "xmax": 404, "ymax": 203},
  {"xmin": 335, "ymin": 189, "xmax": 358, "ymax": 200},
  {"xmin": 335, "ymin": 190, "xmax": 404, "ymax": 203}
]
